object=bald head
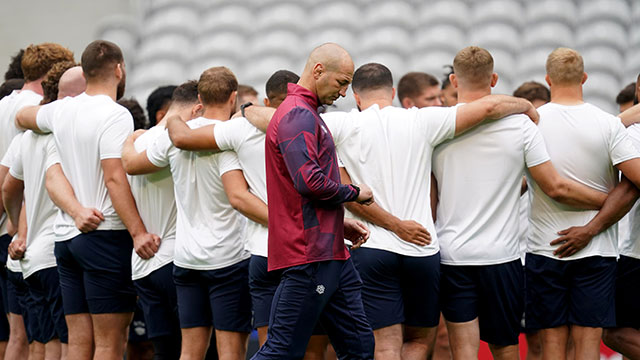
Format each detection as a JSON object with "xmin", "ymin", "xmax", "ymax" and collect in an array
[
  {"xmin": 58, "ymin": 66, "xmax": 86, "ymax": 99},
  {"xmin": 301, "ymin": 43, "xmax": 354, "ymax": 105}
]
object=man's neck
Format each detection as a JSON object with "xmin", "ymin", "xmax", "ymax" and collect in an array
[
  {"xmin": 202, "ymin": 106, "xmax": 231, "ymax": 121},
  {"xmin": 550, "ymin": 85, "xmax": 584, "ymax": 105},
  {"xmin": 85, "ymin": 81, "xmax": 117, "ymax": 101},
  {"xmin": 297, "ymin": 75, "xmax": 317, "ymax": 98},
  {"xmin": 457, "ymin": 88, "xmax": 491, "ymax": 104},
  {"xmin": 21, "ymin": 78, "xmax": 44, "ymax": 96},
  {"xmin": 359, "ymin": 97, "xmax": 393, "ymax": 111}
]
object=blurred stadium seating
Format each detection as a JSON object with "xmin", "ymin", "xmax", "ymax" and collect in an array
[{"xmin": 95, "ymin": 0, "xmax": 636, "ymax": 113}]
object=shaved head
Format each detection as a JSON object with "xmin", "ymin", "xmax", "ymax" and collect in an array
[
  {"xmin": 58, "ymin": 66, "xmax": 86, "ymax": 99},
  {"xmin": 300, "ymin": 43, "xmax": 354, "ymax": 105}
]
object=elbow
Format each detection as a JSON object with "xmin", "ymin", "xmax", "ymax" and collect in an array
[
  {"xmin": 169, "ymin": 132, "xmax": 190, "ymax": 150},
  {"xmin": 483, "ymin": 100, "xmax": 499, "ymax": 120},
  {"xmin": 546, "ymin": 182, "xmax": 570, "ymax": 203},
  {"xmin": 227, "ymin": 192, "xmax": 244, "ymax": 212}
]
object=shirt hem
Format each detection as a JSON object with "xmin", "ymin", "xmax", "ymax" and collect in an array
[
  {"xmin": 360, "ymin": 243, "xmax": 439, "ymax": 257},
  {"xmin": 440, "ymin": 255, "xmax": 521, "ymax": 266},
  {"xmin": 173, "ymin": 252, "xmax": 251, "ymax": 271},
  {"xmin": 131, "ymin": 257, "xmax": 175, "ymax": 280},
  {"xmin": 21, "ymin": 262, "xmax": 57, "ymax": 279},
  {"xmin": 526, "ymin": 250, "xmax": 617, "ymax": 261}
]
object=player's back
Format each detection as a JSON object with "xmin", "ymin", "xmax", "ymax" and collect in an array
[
  {"xmin": 528, "ymin": 102, "xmax": 637, "ymax": 259},
  {"xmin": 432, "ymin": 112, "xmax": 547, "ymax": 265},
  {"xmin": 0, "ymin": 90, "xmax": 42, "ymax": 156}
]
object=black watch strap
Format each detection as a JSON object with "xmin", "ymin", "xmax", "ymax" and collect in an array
[
  {"xmin": 351, "ymin": 184, "xmax": 360, "ymax": 200},
  {"xmin": 240, "ymin": 102, "xmax": 253, "ymax": 118}
]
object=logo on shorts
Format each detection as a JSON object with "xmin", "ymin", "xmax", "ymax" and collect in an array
[{"xmin": 316, "ymin": 285, "xmax": 325, "ymax": 295}]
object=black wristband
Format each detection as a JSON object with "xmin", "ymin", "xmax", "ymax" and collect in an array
[
  {"xmin": 350, "ymin": 184, "xmax": 360, "ymax": 200},
  {"xmin": 240, "ymin": 102, "xmax": 253, "ymax": 118}
]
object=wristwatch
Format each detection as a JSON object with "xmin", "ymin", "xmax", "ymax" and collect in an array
[
  {"xmin": 351, "ymin": 184, "xmax": 360, "ymax": 199},
  {"xmin": 240, "ymin": 102, "xmax": 253, "ymax": 118}
]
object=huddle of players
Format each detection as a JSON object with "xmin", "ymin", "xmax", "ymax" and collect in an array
[{"xmin": 2, "ymin": 38, "xmax": 640, "ymax": 360}]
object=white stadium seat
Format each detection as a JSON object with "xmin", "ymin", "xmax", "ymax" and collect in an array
[
  {"xmin": 249, "ymin": 30, "xmax": 302, "ymax": 58},
  {"xmin": 304, "ymin": 29, "xmax": 358, "ymax": 55},
  {"xmin": 517, "ymin": 47, "xmax": 555, "ymax": 79},
  {"xmin": 137, "ymin": 32, "xmax": 192, "ymax": 63},
  {"xmin": 522, "ymin": 22, "xmax": 574, "ymax": 49},
  {"xmin": 576, "ymin": 21, "xmax": 628, "ymax": 53},
  {"xmin": 525, "ymin": 0, "xmax": 576, "ymax": 27},
  {"xmin": 470, "ymin": 23, "xmax": 521, "ymax": 53},
  {"xmin": 407, "ymin": 50, "xmax": 457, "ymax": 79},
  {"xmin": 188, "ymin": 56, "xmax": 239, "ymax": 80},
  {"xmin": 200, "ymin": 4, "xmax": 254, "ymax": 34},
  {"xmin": 359, "ymin": 26, "xmax": 412, "ymax": 56},
  {"xmin": 579, "ymin": 0, "xmax": 631, "ymax": 26},
  {"xmin": 355, "ymin": 51, "xmax": 407, "ymax": 81},
  {"xmin": 193, "ymin": 31, "xmax": 247, "ymax": 61},
  {"xmin": 95, "ymin": 15, "xmax": 139, "ymax": 56},
  {"xmin": 309, "ymin": 2, "xmax": 361, "ymax": 31},
  {"xmin": 624, "ymin": 48, "xmax": 640, "ymax": 79},
  {"xmin": 417, "ymin": 1, "xmax": 470, "ymax": 29},
  {"xmin": 472, "ymin": 0, "xmax": 523, "ymax": 28},
  {"xmin": 142, "ymin": 4, "xmax": 199, "ymax": 37},
  {"xmin": 241, "ymin": 55, "xmax": 295, "ymax": 87},
  {"xmin": 583, "ymin": 72, "xmax": 621, "ymax": 100},
  {"xmin": 130, "ymin": 59, "xmax": 186, "ymax": 89},
  {"xmin": 254, "ymin": 2, "xmax": 307, "ymax": 32},
  {"xmin": 489, "ymin": 48, "xmax": 517, "ymax": 83},
  {"xmin": 414, "ymin": 24, "xmax": 466, "ymax": 53},
  {"xmin": 364, "ymin": 1, "xmax": 415, "ymax": 28},
  {"xmin": 581, "ymin": 46, "xmax": 624, "ymax": 78}
]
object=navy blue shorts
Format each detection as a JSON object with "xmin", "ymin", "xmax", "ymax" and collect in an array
[
  {"xmin": 351, "ymin": 248, "xmax": 440, "ymax": 329},
  {"xmin": 173, "ymin": 259, "xmax": 252, "ymax": 332},
  {"xmin": 128, "ymin": 299, "xmax": 148, "ymax": 343},
  {"xmin": 54, "ymin": 230, "xmax": 137, "ymax": 315},
  {"xmin": 7, "ymin": 269, "xmax": 39, "ymax": 343},
  {"xmin": 249, "ymin": 255, "xmax": 280, "ymax": 329},
  {"xmin": 525, "ymin": 254, "xmax": 616, "ymax": 329},
  {"xmin": 133, "ymin": 262, "xmax": 180, "ymax": 339},
  {"xmin": 25, "ymin": 267, "xmax": 68, "ymax": 343},
  {"xmin": 0, "ymin": 234, "xmax": 11, "ymax": 341},
  {"xmin": 614, "ymin": 255, "xmax": 640, "ymax": 328},
  {"xmin": 251, "ymin": 259, "xmax": 374, "ymax": 360},
  {"xmin": 441, "ymin": 260, "xmax": 523, "ymax": 346}
]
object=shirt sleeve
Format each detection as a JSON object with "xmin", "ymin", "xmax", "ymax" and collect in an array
[
  {"xmin": 146, "ymin": 130, "xmax": 172, "ymax": 168},
  {"xmin": 43, "ymin": 135, "xmax": 61, "ymax": 170},
  {"xmin": 99, "ymin": 109, "xmax": 134, "ymax": 160},
  {"xmin": 626, "ymin": 124, "xmax": 640, "ymax": 151},
  {"xmin": 609, "ymin": 118, "xmax": 640, "ymax": 166},
  {"xmin": 35, "ymin": 100, "xmax": 60, "ymax": 133},
  {"xmin": 1, "ymin": 134, "xmax": 22, "ymax": 169},
  {"xmin": 522, "ymin": 118, "xmax": 551, "ymax": 168},
  {"xmin": 213, "ymin": 118, "xmax": 246, "ymax": 151},
  {"xmin": 416, "ymin": 106, "xmax": 457, "ymax": 147},
  {"xmin": 217, "ymin": 150, "xmax": 242, "ymax": 175},
  {"xmin": 277, "ymin": 107, "xmax": 358, "ymax": 204},
  {"xmin": 320, "ymin": 111, "xmax": 352, "ymax": 147},
  {"xmin": 8, "ymin": 139, "xmax": 24, "ymax": 181}
]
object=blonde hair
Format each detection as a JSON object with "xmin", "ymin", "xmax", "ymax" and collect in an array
[
  {"xmin": 453, "ymin": 46, "xmax": 494, "ymax": 89},
  {"xmin": 546, "ymin": 48, "xmax": 584, "ymax": 86},
  {"xmin": 198, "ymin": 67, "xmax": 238, "ymax": 105}
]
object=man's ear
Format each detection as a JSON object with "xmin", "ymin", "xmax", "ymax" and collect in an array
[
  {"xmin": 115, "ymin": 63, "xmax": 123, "ymax": 80},
  {"xmin": 450, "ymin": 73, "xmax": 459, "ymax": 89},
  {"xmin": 490, "ymin": 73, "xmax": 498, "ymax": 88},
  {"xmin": 312, "ymin": 63, "xmax": 324, "ymax": 80},
  {"xmin": 401, "ymin": 97, "xmax": 414, "ymax": 109},
  {"xmin": 353, "ymin": 92, "xmax": 361, "ymax": 108},
  {"xmin": 391, "ymin": 87, "xmax": 396, "ymax": 101},
  {"xmin": 545, "ymin": 74, "xmax": 552, "ymax": 87},
  {"xmin": 191, "ymin": 103, "xmax": 203, "ymax": 119},
  {"xmin": 263, "ymin": 97, "xmax": 270, "ymax": 107},
  {"xmin": 581, "ymin": 72, "xmax": 588, "ymax": 85}
]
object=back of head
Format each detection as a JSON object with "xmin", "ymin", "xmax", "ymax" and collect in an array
[
  {"xmin": 41, "ymin": 60, "xmax": 77, "ymax": 104},
  {"xmin": 198, "ymin": 66, "xmax": 238, "ymax": 106},
  {"xmin": 452, "ymin": 46, "xmax": 494, "ymax": 90},
  {"xmin": 545, "ymin": 48, "xmax": 584, "ymax": 86},
  {"xmin": 441, "ymin": 65, "xmax": 454, "ymax": 90},
  {"xmin": 81, "ymin": 40, "xmax": 124, "ymax": 81},
  {"xmin": 0, "ymin": 79, "xmax": 24, "ymax": 99},
  {"xmin": 265, "ymin": 70, "xmax": 299, "ymax": 107},
  {"xmin": 171, "ymin": 80, "xmax": 199, "ymax": 106},
  {"xmin": 5, "ymin": 49, "xmax": 25, "ymax": 81},
  {"xmin": 238, "ymin": 84, "xmax": 258, "ymax": 102},
  {"xmin": 513, "ymin": 81, "xmax": 550, "ymax": 107},
  {"xmin": 352, "ymin": 63, "xmax": 393, "ymax": 94},
  {"xmin": 21, "ymin": 43, "xmax": 74, "ymax": 82},
  {"xmin": 146, "ymin": 85, "xmax": 177, "ymax": 127},
  {"xmin": 616, "ymin": 82, "xmax": 636, "ymax": 106},
  {"xmin": 397, "ymin": 71, "xmax": 439, "ymax": 103},
  {"xmin": 117, "ymin": 98, "xmax": 147, "ymax": 130},
  {"xmin": 58, "ymin": 66, "xmax": 87, "ymax": 100}
]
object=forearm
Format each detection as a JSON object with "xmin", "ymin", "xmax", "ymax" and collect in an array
[
  {"xmin": 582, "ymin": 177, "xmax": 639, "ymax": 235},
  {"xmin": 244, "ymin": 106, "xmax": 276, "ymax": 132},
  {"xmin": 105, "ymin": 175, "xmax": 146, "ymax": 237},
  {"xmin": 231, "ymin": 192, "xmax": 268, "ymax": 227},
  {"xmin": 15, "ymin": 105, "xmax": 42, "ymax": 132},
  {"xmin": 344, "ymin": 202, "xmax": 399, "ymax": 232},
  {"xmin": 1, "ymin": 177, "xmax": 23, "ymax": 227},
  {"xmin": 455, "ymin": 95, "xmax": 536, "ymax": 135},
  {"xmin": 18, "ymin": 204, "xmax": 27, "ymax": 238},
  {"xmin": 618, "ymin": 104, "xmax": 640, "ymax": 127},
  {"xmin": 45, "ymin": 165, "xmax": 83, "ymax": 218},
  {"xmin": 553, "ymin": 180, "xmax": 607, "ymax": 210},
  {"xmin": 167, "ymin": 116, "xmax": 218, "ymax": 151}
]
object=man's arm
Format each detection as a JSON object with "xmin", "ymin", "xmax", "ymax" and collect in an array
[
  {"xmin": 8, "ymin": 205, "xmax": 27, "ymax": 260},
  {"xmin": 166, "ymin": 115, "xmax": 219, "ymax": 151},
  {"xmin": 244, "ymin": 106, "xmax": 276, "ymax": 133},
  {"xmin": 340, "ymin": 168, "xmax": 430, "ymax": 246},
  {"xmin": 618, "ymin": 103, "xmax": 640, "ymax": 127},
  {"xmin": 430, "ymin": 173, "xmax": 438, "ymax": 222},
  {"xmin": 550, "ymin": 176, "xmax": 639, "ymax": 258},
  {"xmin": 1, "ymin": 173, "xmax": 23, "ymax": 227},
  {"xmin": 101, "ymin": 158, "xmax": 160, "ymax": 259},
  {"xmin": 617, "ymin": 158, "xmax": 640, "ymax": 190},
  {"xmin": 454, "ymin": 95, "xmax": 538, "ymax": 135},
  {"xmin": 0, "ymin": 165, "xmax": 9, "ymax": 221},
  {"xmin": 528, "ymin": 161, "xmax": 607, "ymax": 209},
  {"xmin": 45, "ymin": 164, "xmax": 104, "ymax": 232},
  {"xmin": 121, "ymin": 131, "xmax": 164, "ymax": 175},
  {"xmin": 15, "ymin": 105, "xmax": 43, "ymax": 132},
  {"xmin": 221, "ymin": 170, "xmax": 268, "ymax": 226}
]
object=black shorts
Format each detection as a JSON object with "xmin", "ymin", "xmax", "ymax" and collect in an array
[
  {"xmin": 441, "ymin": 260, "xmax": 523, "ymax": 346},
  {"xmin": 0, "ymin": 234, "xmax": 11, "ymax": 341},
  {"xmin": 7, "ymin": 269, "xmax": 40, "ymax": 343},
  {"xmin": 54, "ymin": 230, "xmax": 136, "ymax": 315},
  {"xmin": 133, "ymin": 262, "xmax": 180, "ymax": 339},
  {"xmin": 351, "ymin": 248, "xmax": 440, "ymax": 329},
  {"xmin": 173, "ymin": 259, "xmax": 252, "ymax": 332},
  {"xmin": 248, "ymin": 255, "xmax": 280, "ymax": 329},
  {"xmin": 25, "ymin": 267, "xmax": 68, "ymax": 343},
  {"xmin": 525, "ymin": 254, "xmax": 616, "ymax": 329},
  {"xmin": 615, "ymin": 255, "xmax": 640, "ymax": 328}
]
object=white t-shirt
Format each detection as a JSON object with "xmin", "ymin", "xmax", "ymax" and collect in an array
[
  {"xmin": 1, "ymin": 135, "xmax": 24, "ymax": 273},
  {"xmin": 9, "ymin": 131, "xmax": 60, "ymax": 278},
  {"xmin": 528, "ymin": 102, "xmax": 640, "ymax": 260},
  {"xmin": 0, "ymin": 89, "xmax": 42, "ymax": 236},
  {"xmin": 147, "ymin": 117, "xmax": 249, "ymax": 270},
  {"xmin": 322, "ymin": 104, "xmax": 456, "ymax": 257},
  {"xmin": 619, "ymin": 124, "xmax": 640, "ymax": 259},
  {"xmin": 432, "ymin": 109, "xmax": 550, "ymax": 265},
  {"xmin": 129, "ymin": 125, "xmax": 177, "ymax": 280},
  {"xmin": 36, "ymin": 93, "xmax": 133, "ymax": 240},
  {"xmin": 214, "ymin": 117, "xmax": 268, "ymax": 257},
  {"xmin": 518, "ymin": 193, "xmax": 530, "ymax": 265}
]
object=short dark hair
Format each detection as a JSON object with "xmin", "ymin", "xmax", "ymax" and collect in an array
[
  {"xmin": 198, "ymin": 67, "xmax": 238, "ymax": 106},
  {"xmin": 171, "ymin": 80, "xmax": 199, "ymax": 104},
  {"xmin": 352, "ymin": 63, "xmax": 393, "ymax": 93},
  {"xmin": 41, "ymin": 60, "xmax": 77, "ymax": 104},
  {"xmin": 146, "ymin": 85, "xmax": 177, "ymax": 126},
  {"xmin": 265, "ymin": 70, "xmax": 299, "ymax": 101},
  {"xmin": 22, "ymin": 43, "xmax": 74, "ymax": 82},
  {"xmin": 441, "ymin": 65, "xmax": 454, "ymax": 90},
  {"xmin": 4, "ymin": 49, "xmax": 24, "ymax": 81},
  {"xmin": 80, "ymin": 40, "xmax": 124, "ymax": 80},
  {"xmin": 397, "ymin": 72, "xmax": 439, "ymax": 102},
  {"xmin": 616, "ymin": 82, "xmax": 636, "ymax": 105},
  {"xmin": 0, "ymin": 79, "xmax": 24, "ymax": 99},
  {"xmin": 118, "ymin": 98, "xmax": 147, "ymax": 130},
  {"xmin": 513, "ymin": 81, "xmax": 550, "ymax": 103}
]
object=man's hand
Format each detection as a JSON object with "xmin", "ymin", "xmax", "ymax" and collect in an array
[
  {"xmin": 133, "ymin": 232, "xmax": 161, "ymax": 260},
  {"xmin": 392, "ymin": 220, "xmax": 431, "ymax": 246},
  {"xmin": 524, "ymin": 102, "xmax": 539, "ymax": 124},
  {"xmin": 355, "ymin": 184, "xmax": 374, "ymax": 205},
  {"xmin": 8, "ymin": 237, "xmax": 26, "ymax": 260},
  {"xmin": 344, "ymin": 218, "xmax": 370, "ymax": 249},
  {"xmin": 550, "ymin": 225, "xmax": 598, "ymax": 258},
  {"xmin": 73, "ymin": 207, "xmax": 105, "ymax": 233}
]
